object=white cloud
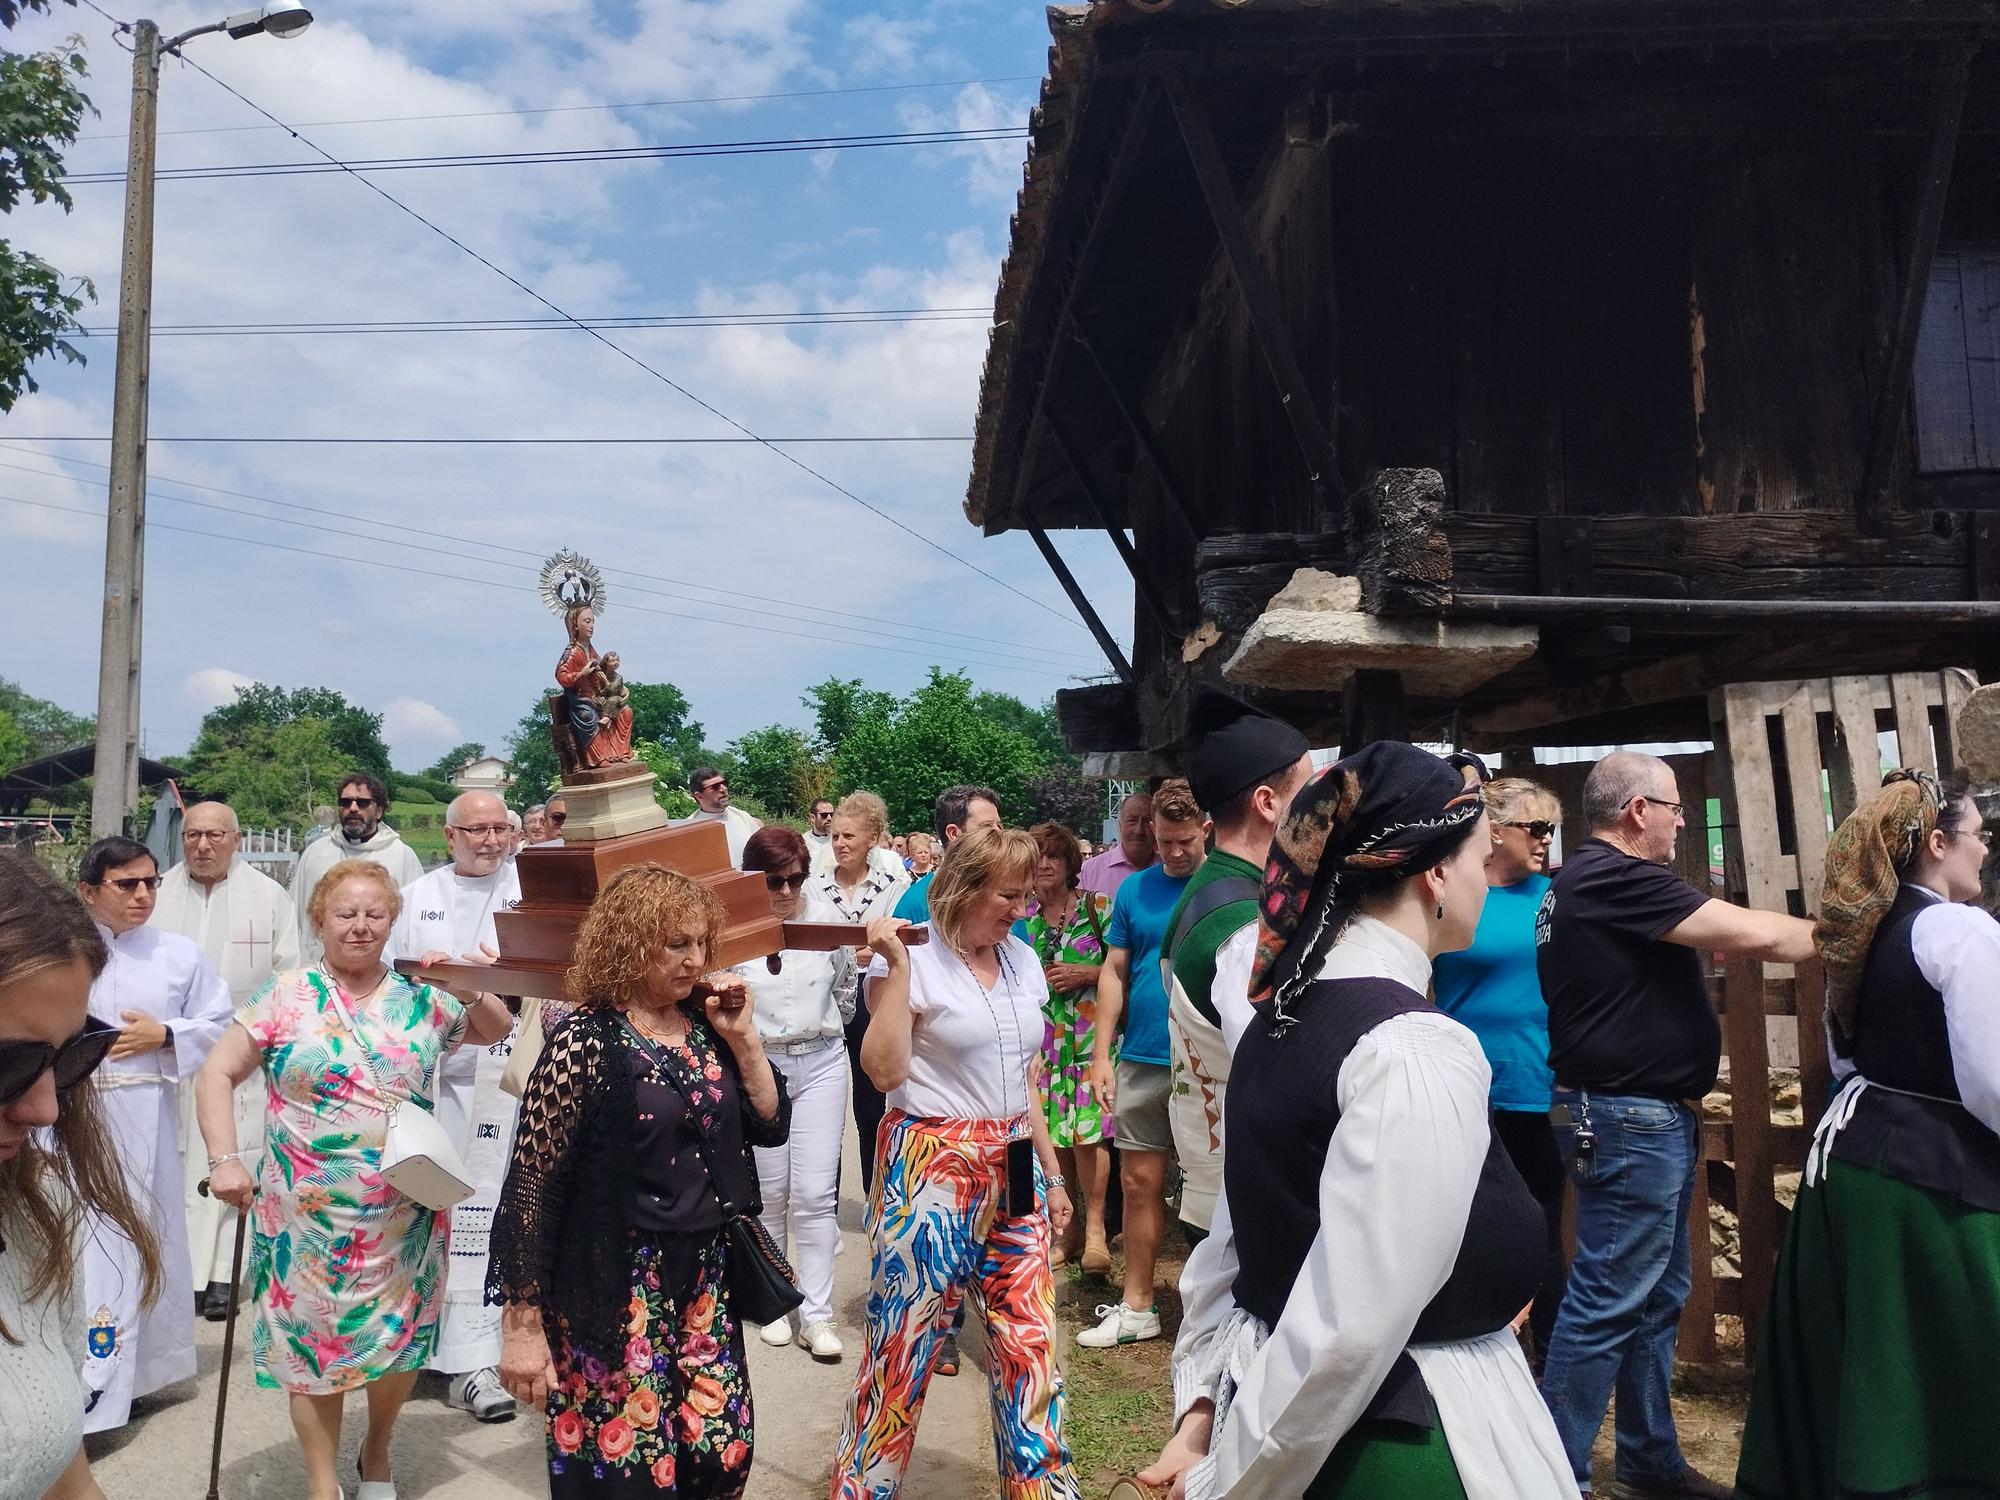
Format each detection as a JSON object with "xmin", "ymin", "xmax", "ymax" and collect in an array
[
  {"xmin": 179, "ymin": 666, "xmax": 256, "ymax": 712},
  {"xmin": 898, "ymin": 82, "xmax": 1033, "ymax": 201},
  {"xmin": 381, "ymin": 697, "xmax": 462, "ymax": 758}
]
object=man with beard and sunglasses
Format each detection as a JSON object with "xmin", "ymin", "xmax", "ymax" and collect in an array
[
  {"xmin": 72, "ymin": 836, "xmax": 233, "ymax": 1435},
  {"xmin": 288, "ymin": 772, "xmax": 424, "ymax": 964}
]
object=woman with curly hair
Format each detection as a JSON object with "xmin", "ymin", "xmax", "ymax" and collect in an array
[
  {"xmin": 0, "ymin": 850, "xmax": 159, "ymax": 1500},
  {"xmin": 490, "ymin": 864, "xmax": 790, "ymax": 1497}
]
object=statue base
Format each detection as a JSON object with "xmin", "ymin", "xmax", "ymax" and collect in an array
[{"xmin": 558, "ymin": 764, "xmax": 671, "ymax": 843}]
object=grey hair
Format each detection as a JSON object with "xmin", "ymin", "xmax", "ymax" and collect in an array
[
  {"xmin": 525, "ymin": 803, "xmax": 547, "ymax": 817},
  {"xmin": 1582, "ymin": 752, "xmax": 1671, "ymax": 832},
  {"xmin": 184, "ymin": 799, "xmax": 240, "ymax": 833}
]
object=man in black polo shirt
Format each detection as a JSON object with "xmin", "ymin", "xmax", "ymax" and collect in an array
[{"xmin": 1536, "ymin": 751, "xmax": 1814, "ymax": 1500}]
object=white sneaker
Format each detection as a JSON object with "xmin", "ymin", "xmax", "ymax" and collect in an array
[
  {"xmin": 758, "ymin": 1316, "xmax": 794, "ymax": 1348},
  {"xmin": 445, "ymin": 1366, "xmax": 516, "ymax": 1422},
  {"xmin": 797, "ymin": 1320, "xmax": 844, "ymax": 1362},
  {"xmin": 1075, "ymin": 1301, "xmax": 1162, "ymax": 1348}
]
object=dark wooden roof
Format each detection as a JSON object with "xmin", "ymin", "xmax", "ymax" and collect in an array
[{"xmin": 967, "ymin": 0, "xmax": 2000, "ymax": 534}]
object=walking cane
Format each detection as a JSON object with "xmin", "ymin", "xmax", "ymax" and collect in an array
[{"xmin": 196, "ymin": 1177, "xmax": 250, "ymax": 1500}]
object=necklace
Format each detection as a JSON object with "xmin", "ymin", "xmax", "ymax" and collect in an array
[{"xmin": 626, "ymin": 1004, "xmax": 685, "ymax": 1042}]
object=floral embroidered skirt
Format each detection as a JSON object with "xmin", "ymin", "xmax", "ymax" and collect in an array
[{"xmin": 546, "ymin": 1230, "xmax": 753, "ymax": 1497}]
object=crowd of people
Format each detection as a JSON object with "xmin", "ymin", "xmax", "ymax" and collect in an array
[{"xmin": 4, "ymin": 702, "xmax": 1998, "ymax": 1500}]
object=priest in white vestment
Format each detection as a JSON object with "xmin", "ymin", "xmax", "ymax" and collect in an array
[
  {"xmin": 680, "ymin": 765, "xmax": 763, "ymax": 865},
  {"xmin": 289, "ymin": 772, "xmax": 424, "ymax": 964},
  {"xmin": 75, "ymin": 837, "xmax": 233, "ymax": 1435},
  {"xmin": 386, "ymin": 790, "xmax": 522, "ymax": 1423},
  {"xmin": 154, "ymin": 798, "xmax": 299, "ymax": 1317}
]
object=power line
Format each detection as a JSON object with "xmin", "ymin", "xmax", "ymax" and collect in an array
[
  {"xmin": 62, "ymin": 125, "xmax": 1028, "ymax": 186},
  {"xmin": 5, "ymin": 435, "xmax": 972, "ymax": 444},
  {"xmin": 0, "ymin": 444, "xmax": 1085, "ymax": 662},
  {"xmin": 73, "ymin": 306, "xmax": 993, "ymax": 337},
  {"xmin": 75, "ymin": 74, "xmax": 1039, "ymax": 142},
  {"xmin": 0, "ymin": 492, "xmax": 1070, "ymax": 680}
]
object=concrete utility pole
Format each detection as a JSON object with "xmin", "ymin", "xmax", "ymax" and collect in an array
[
  {"xmin": 89, "ymin": 19, "xmax": 159, "ymax": 840},
  {"xmin": 87, "ymin": 4, "xmax": 314, "ymax": 838}
]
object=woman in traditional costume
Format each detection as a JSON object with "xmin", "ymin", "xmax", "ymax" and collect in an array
[
  {"xmin": 1137, "ymin": 741, "xmax": 1573, "ymax": 1499},
  {"xmin": 1735, "ymin": 770, "xmax": 2000, "ymax": 1498}
]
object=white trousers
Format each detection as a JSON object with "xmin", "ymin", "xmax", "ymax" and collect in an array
[
  {"xmin": 431, "ymin": 1029, "xmax": 518, "ymax": 1375},
  {"xmin": 754, "ymin": 1039, "xmax": 848, "ymax": 1327},
  {"xmin": 178, "ymin": 1074, "xmax": 262, "ymax": 1288}
]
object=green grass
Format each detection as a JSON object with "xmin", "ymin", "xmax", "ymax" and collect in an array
[
  {"xmin": 389, "ymin": 800, "xmax": 448, "ymax": 865},
  {"xmin": 1064, "ymin": 1347, "xmax": 1177, "ymax": 1482}
]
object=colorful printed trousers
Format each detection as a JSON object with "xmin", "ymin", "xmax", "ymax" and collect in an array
[{"xmin": 831, "ymin": 1110, "xmax": 1079, "ymax": 1500}]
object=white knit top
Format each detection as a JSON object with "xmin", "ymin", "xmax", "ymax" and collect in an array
[{"xmin": 0, "ymin": 1203, "xmax": 85, "ymax": 1500}]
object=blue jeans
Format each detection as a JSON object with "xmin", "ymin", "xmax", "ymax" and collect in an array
[{"xmin": 1539, "ymin": 1090, "xmax": 1698, "ymax": 1489}]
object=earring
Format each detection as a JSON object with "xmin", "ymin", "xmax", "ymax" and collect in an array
[{"xmin": 1435, "ymin": 902, "xmax": 1445, "ymax": 920}]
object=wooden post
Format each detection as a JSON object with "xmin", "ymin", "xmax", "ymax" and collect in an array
[
  {"xmin": 1858, "ymin": 45, "xmax": 1974, "ymax": 531},
  {"xmin": 1070, "ymin": 322, "xmax": 1206, "ymax": 547},
  {"xmin": 1342, "ymin": 670, "xmax": 1406, "ymax": 749},
  {"xmin": 1045, "ymin": 409, "xmax": 1182, "ymax": 637},
  {"xmin": 1027, "ymin": 524, "xmax": 1135, "ymax": 684},
  {"xmin": 1346, "ymin": 467, "xmax": 1452, "ymax": 613}
]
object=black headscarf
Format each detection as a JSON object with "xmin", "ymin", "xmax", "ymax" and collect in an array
[{"xmin": 1250, "ymin": 740, "xmax": 1488, "ymax": 1031}]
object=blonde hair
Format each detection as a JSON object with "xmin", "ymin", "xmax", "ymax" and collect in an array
[
  {"xmin": 566, "ymin": 863, "xmax": 728, "ymax": 1007},
  {"xmin": 1152, "ymin": 777, "xmax": 1204, "ymax": 826},
  {"xmin": 1485, "ymin": 777, "xmax": 1562, "ymax": 827},
  {"xmin": 307, "ymin": 859, "xmax": 405, "ymax": 935},
  {"xmin": 929, "ymin": 826, "xmax": 1038, "ymax": 953},
  {"xmin": 834, "ymin": 790, "xmax": 891, "ymax": 845}
]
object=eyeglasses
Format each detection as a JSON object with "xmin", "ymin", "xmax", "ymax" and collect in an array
[
  {"xmin": 0, "ymin": 1017, "xmax": 118, "ymax": 1107},
  {"xmin": 1624, "ymin": 795, "xmax": 1684, "ymax": 818},
  {"xmin": 548, "ymin": 811, "xmax": 567, "ymax": 826},
  {"xmin": 701, "ymin": 780, "xmax": 728, "ymax": 795},
  {"xmin": 95, "ymin": 875, "xmax": 161, "ymax": 893},
  {"xmin": 1949, "ymin": 827, "xmax": 1994, "ymax": 848},
  {"xmin": 337, "ymin": 796, "xmax": 378, "ymax": 810},
  {"xmin": 762, "ymin": 872, "xmax": 809, "ymax": 892},
  {"xmin": 450, "ymin": 823, "xmax": 512, "ymax": 838},
  {"xmin": 182, "ymin": 829, "xmax": 235, "ymax": 845},
  {"xmin": 1500, "ymin": 820, "xmax": 1558, "ymax": 840}
]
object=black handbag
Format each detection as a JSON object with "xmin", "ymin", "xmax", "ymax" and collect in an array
[{"xmin": 618, "ymin": 1018, "xmax": 804, "ymax": 1327}]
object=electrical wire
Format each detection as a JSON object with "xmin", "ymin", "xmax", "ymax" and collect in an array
[
  {"xmin": 0, "ymin": 445, "xmax": 1090, "ymax": 665},
  {"xmin": 75, "ymin": 75, "xmax": 1038, "ymax": 142},
  {"xmin": 73, "ymin": 306, "xmax": 992, "ymax": 337},
  {"xmin": 6, "ymin": 435, "xmax": 970, "ymax": 444},
  {"xmin": 0, "ymin": 491, "xmax": 1073, "ymax": 681}
]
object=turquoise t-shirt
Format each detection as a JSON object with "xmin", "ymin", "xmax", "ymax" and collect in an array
[
  {"xmin": 1106, "ymin": 863, "xmax": 1193, "ymax": 1066},
  {"xmin": 1432, "ymin": 874, "xmax": 1555, "ymax": 1113},
  {"xmin": 893, "ymin": 873, "xmax": 933, "ymax": 923}
]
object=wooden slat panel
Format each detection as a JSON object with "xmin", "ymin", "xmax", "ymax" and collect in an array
[
  {"xmin": 1915, "ymin": 249, "xmax": 1979, "ymax": 472},
  {"xmin": 1722, "ymin": 685, "xmax": 1795, "ymax": 916},
  {"xmin": 1679, "ymin": 1135, "xmax": 1719, "ymax": 1363},
  {"xmin": 1780, "ymin": 686, "xmax": 1831, "ymax": 912},
  {"xmin": 1701, "ymin": 1120, "xmax": 1806, "ymax": 1168},
  {"xmin": 1943, "ymin": 666, "xmax": 1976, "ymax": 769},
  {"xmin": 1796, "ymin": 957, "xmax": 1833, "ymax": 1129},
  {"xmin": 1827, "ymin": 676, "xmax": 1882, "ymax": 820},
  {"xmin": 1891, "ymin": 673, "xmax": 1939, "ymax": 773},
  {"xmin": 1963, "ymin": 249, "xmax": 2000, "ymax": 471}
]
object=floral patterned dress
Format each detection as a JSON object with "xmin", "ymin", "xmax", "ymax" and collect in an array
[
  {"xmin": 237, "ymin": 966, "xmax": 466, "ymax": 1393},
  {"xmin": 1021, "ymin": 889, "xmax": 1116, "ymax": 1148}
]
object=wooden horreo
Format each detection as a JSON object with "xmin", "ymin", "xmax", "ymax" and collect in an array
[{"xmin": 969, "ymin": 1, "xmax": 1997, "ymax": 1364}]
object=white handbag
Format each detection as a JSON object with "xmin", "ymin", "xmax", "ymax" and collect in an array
[{"xmin": 322, "ymin": 970, "xmax": 474, "ymax": 1211}]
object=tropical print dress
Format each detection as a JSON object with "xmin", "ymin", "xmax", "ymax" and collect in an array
[
  {"xmin": 237, "ymin": 966, "xmax": 466, "ymax": 1393},
  {"xmin": 1021, "ymin": 889, "xmax": 1115, "ymax": 1147}
]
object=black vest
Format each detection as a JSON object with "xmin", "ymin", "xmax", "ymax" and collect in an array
[
  {"xmin": 1226, "ymin": 977, "xmax": 1545, "ymax": 1429},
  {"xmin": 1832, "ymin": 885, "xmax": 2000, "ymax": 1210}
]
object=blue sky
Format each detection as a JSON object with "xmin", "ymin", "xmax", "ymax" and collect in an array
[{"xmin": 2, "ymin": 0, "xmax": 1132, "ymax": 767}]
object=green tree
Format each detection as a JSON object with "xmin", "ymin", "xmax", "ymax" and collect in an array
[
  {"xmin": 1025, "ymin": 761, "xmax": 1103, "ymax": 834},
  {"xmin": 834, "ymin": 670, "xmax": 1043, "ymax": 833},
  {"xmin": 629, "ymin": 682, "xmax": 705, "ymax": 767},
  {"xmin": 972, "ymin": 691, "xmax": 1073, "ymax": 766},
  {"xmin": 195, "ymin": 684, "xmax": 390, "ymax": 782},
  {"xmin": 727, "ymin": 724, "xmax": 831, "ymax": 824},
  {"xmin": 0, "ymin": 705, "xmax": 30, "ymax": 773},
  {"xmin": 1, "ymin": 5, "xmax": 92, "ymax": 412},
  {"xmin": 422, "ymin": 741, "xmax": 486, "ymax": 780},
  {"xmin": 632, "ymin": 740, "xmax": 697, "ymax": 819},
  {"xmin": 182, "ymin": 716, "xmax": 349, "ymax": 829},
  {"xmin": 803, "ymin": 677, "xmax": 894, "ymax": 757},
  {"xmin": 0, "ymin": 676, "xmax": 90, "ymax": 757}
]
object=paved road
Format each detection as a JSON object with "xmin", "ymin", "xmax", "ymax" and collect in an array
[{"xmin": 88, "ymin": 1125, "xmax": 1018, "ymax": 1500}]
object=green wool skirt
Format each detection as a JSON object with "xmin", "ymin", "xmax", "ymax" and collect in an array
[
  {"xmin": 1303, "ymin": 1419, "xmax": 1467, "ymax": 1499},
  {"xmin": 1736, "ymin": 1155, "xmax": 2000, "ymax": 1499}
]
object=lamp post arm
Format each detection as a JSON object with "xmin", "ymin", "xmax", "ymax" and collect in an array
[{"xmin": 161, "ymin": 20, "xmax": 229, "ymax": 54}]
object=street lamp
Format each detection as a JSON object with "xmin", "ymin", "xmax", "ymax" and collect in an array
[{"xmin": 89, "ymin": 3, "xmax": 314, "ymax": 838}]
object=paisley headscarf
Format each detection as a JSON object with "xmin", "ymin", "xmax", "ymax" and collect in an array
[
  {"xmin": 1250, "ymin": 740, "xmax": 1488, "ymax": 1032},
  {"xmin": 1815, "ymin": 768, "xmax": 1945, "ymax": 1039}
]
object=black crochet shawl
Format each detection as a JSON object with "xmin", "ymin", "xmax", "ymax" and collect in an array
[{"xmin": 485, "ymin": 1001, "xmax": 789, "ymax": 1362}]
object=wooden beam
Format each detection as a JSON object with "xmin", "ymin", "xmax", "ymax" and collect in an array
[
  {"xmin": 1002, "ymin": 82, "xmax": 1160, "ymax": 532},
  {"xmin": 1044, "ymin": 409, "xmax": 1181, "ymax": 637},
  {"xmin": 1450, "ymin": 594, "xmax": 2000, "ymax": 629},
  {"xmin": 1056, "ymin": 682, "xmax": 1142, "ymax": 756},
  {"xmin": 1164, "ymin": 72, "xmax": 1345, "ymax": 510},
  {"xmin": 1071, "ymin": 322, "xmax": 1205, "ymax": 546},
  {"xmin": 1343, "ymin": 670, "xmax": 1407, "ymax": 749},
  {"xmin": 1027, "ymin": 524, "xmax": 1135, "ymax": 684},
  {"xmin": 1858, "ymin": 44, "xmax": 1975, "ymax": 531}
]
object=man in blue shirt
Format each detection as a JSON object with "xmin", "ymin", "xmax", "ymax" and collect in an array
[
  {"xmin": 892, "ymin": 783, "xmax": 1002, "ymax": 922},
  {"xmin": 1081, "ymin": 777, "xmax": 1208, "ymax": 1348}
]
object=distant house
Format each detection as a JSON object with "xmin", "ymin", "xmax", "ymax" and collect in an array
[{"xmin": 450, "ymin": 756, "xmax": 514, "ymax": 794}]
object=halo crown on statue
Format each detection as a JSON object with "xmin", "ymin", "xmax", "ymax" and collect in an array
[{"xmin": 541, "ymin": 549, "xmax": 636, "ymax": 778}]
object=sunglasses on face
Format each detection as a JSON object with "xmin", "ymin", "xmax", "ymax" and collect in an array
[
  {"xmin": 1499, "ymin": 820, "xmax": 1558, "ymax": 841},
  {"xmin": 701, "ymin": 781, "xmax": 728, "ymax": 795},
  {"xmin": 548, "ymin": 811, "xmax": 567, "ymax": 826},
  {"xmin": 338, "ymin": 796, "xmax": 378, "ymax": 810},
  {"xmin": 94, "ymin": 875, "xmax": 161, "ymax": 894},
  {"xmin": 0, "ymin": 1017, "xmax": 119, "ymax": 1108},
  {"xmin": 763, "ymin": 872, "xmax": 808, "ymax": 892}
]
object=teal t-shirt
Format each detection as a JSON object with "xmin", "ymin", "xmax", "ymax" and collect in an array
[
  {"xmin": 1106, "ymin": 863, "xmax": 1193, "ymax": 1066},
  {"xmin": 893, "ymin": 873, "xmax": 933, "ymax": 922},
  {"xmin": 1432, "ymin": 874, "xmax": 1555, "ymax": 1113}
]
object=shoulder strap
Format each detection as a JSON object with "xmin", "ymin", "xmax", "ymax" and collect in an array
[
  {"xmin": 316, "ymin": 968, "xmax": 414, "ymax": 1110},
  {"xmin": 1165, "ymin": 875, "xmax": 1261, "ymax": 963},
  {"xmin": 617, "ymin": 1016, "xmax": 741, "ymax": 1216},
  {"xmin": 1081, "ymin": 890, "xmax": 1107, "ymax": 948}
]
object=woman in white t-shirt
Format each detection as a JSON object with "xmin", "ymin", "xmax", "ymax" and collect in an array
[{"xmin": 831, "ymin": 827, "xmax": 1077, "ymax": 1500}]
